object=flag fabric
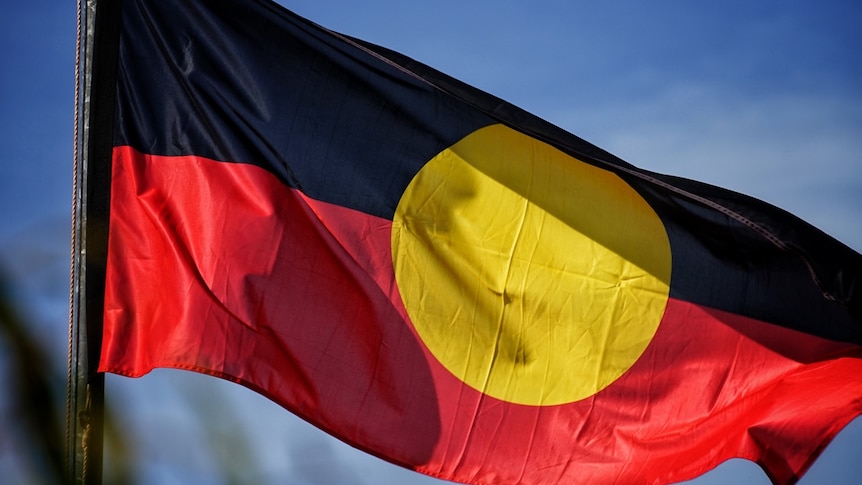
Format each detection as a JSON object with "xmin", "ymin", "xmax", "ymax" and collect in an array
[{"xmin": 97, "ymin": 0, "xmax": 862, "ymax": 483}]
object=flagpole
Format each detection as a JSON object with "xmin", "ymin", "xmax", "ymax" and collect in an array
[{"xmin": 67, "ymin": 0, "xmax": 122, "ymax": 483}]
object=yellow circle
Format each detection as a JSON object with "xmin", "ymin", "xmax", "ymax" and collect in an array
[{"xmin": 392, "ymin": 124, "xmax": 671, "ymax": 405}]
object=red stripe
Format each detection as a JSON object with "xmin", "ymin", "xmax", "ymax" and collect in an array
[
  {"xmin": 101, "ymin": 146, "xmax": 441, "ymax": 465},
  {"xmin": 101, "ymin": 146, "xmax": 862, "ymax": 485},
  {"xmin": 422, "ymin": 298, "xmax": 861, "ymax": 484}
]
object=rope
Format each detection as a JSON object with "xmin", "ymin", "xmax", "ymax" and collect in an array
[
  {"xmin": 81, "ymin": 385, "xmax": 93, "ymax": 482},
  {"xmin": 66, "ymin": 0, "xmax": 84, "ymax": 479}
]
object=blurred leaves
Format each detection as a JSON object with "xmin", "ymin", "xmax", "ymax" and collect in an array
[
  {"xmin": 0, "ymin": 219, "xmax": 264, "ymax": 484},
  {"xmin": 0, "ymin": 221, "xmax": 131, "ymax": 484},
  {"xmin": 0, "ymin": 266, "xmax": 64, "ymax": 484}
]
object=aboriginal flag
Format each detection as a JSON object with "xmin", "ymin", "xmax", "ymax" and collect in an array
[{"xmin": 95, "ymin": 0, "xmax": 862, "ymax": 484}]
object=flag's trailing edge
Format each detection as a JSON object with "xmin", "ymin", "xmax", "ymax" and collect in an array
[{"xmin": 98, "ymin": 0, "xmax": 862, "ymax": 484}]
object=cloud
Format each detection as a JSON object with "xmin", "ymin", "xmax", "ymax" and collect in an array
[{"xmin": 550, "ymin": 83, "xmax": 862, "ymax": 250}]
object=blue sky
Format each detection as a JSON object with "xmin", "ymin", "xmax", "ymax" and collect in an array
[{"xmin": 1, "ymin": 0, "xmax": 860, "ymax": 483}]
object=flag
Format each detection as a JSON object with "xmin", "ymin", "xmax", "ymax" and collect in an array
[{"xmin": 97, "ymin": 0, "xmax": 862, "ymax": 483}]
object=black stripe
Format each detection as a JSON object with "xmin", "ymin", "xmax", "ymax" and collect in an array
[
  {"xmin": 114, "ymin": 0, "xmax": 491, "ymax": 219},
  {"xmin": 114, "ymin": 0, "xmax": 861, "ymax": 344}
]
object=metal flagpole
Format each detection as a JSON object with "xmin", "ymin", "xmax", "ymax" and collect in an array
[{"xmin": 67, "ymin": 0, "xmax": 122, "ymax": 483}]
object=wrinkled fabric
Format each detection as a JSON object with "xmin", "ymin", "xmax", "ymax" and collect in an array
[{"xmin": 99, "ymin": 1, "xmax": 862, "ymax": 484}]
